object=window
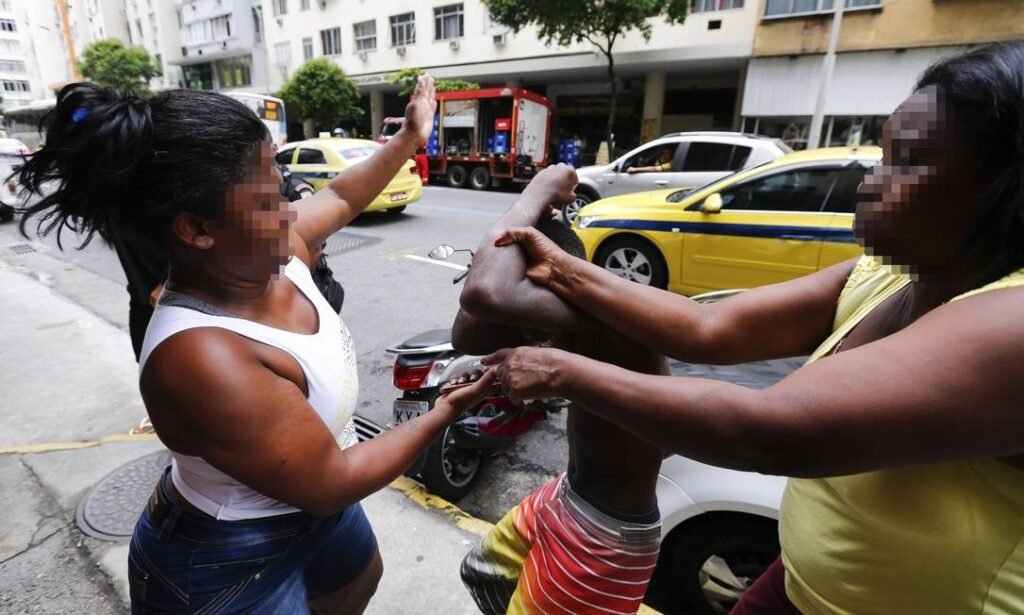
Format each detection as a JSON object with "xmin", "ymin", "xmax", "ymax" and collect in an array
[
  {"xmin": 621, "ymin": 143, "xmax": 679, "ymax": 173},
  {"xmin": 275, "ymin": 147, "xmax": 295, "ymax": 165},
  {"xmin": 353, "ymin": 20, "xmax": 376, "ymax": 52},
  {"xmin": 390, "ymin": 12, "xmax": 415, "ymax": 46},
  {"xmin": 718, "ymin": 167, "xmax": 840, "ymax": 212},
  {"xmin": 320, "ymin": 27, "xmax": 341, "ymax": 55},
  {"xmin": 434, "ymin": 4, "xmax": 463, "ymax": 40},
  {"xmin": 302, "ymin": 36, "xmax": 313, "ymax": 60},
  {"xmin": 135, "ymin": 19, "xmax": 143, "ymax": 41},
  {"xmin": 271, "ymin": 0, "xmax": 288, "ymax": 17},
  {"xmin": 822, "ymin": 165, "xmax": 870, "ymax": 213},
  {"xmin": 175, "ymin": 7, "xmax": 183, "ymax": 29},
  {"xmin": 0, "ymin": 59, "xmax": 25, "ymax": 73},
  {"xmin": 0, "ymin": 18, "xmax": 15, "ymax": 32},
  {"xmin": 0, "ymin": 38, "xmax": 21, "ymax": 53},
  {"xmin": 764, "ymin": 0, "xmax": 880, "ymax": 17},
  {"xmin": 274, "ymin": 41, "xmax": 291, "ymax": 68},
  {"xmin": 1, "ymin": 79, "xmax": 29, "ymax": 92},
  {"xmin": 216, "ymin": 56, "xmax": 251, "ymax": 88},
  {"xmin": 252, "ymin": 6, "xmax": 262, "ymax": 43},
  {"xmin": 0, "ymin": 1, "xmax": 12, "ymax": 12},
  {"xmin": 150, "ymin": 13, "xmax": 158, "ymax": 43},
  {"xmin": 184, "ymin": 62, "xmax": 214, "ymax": 90},
  {"xmin": 692, "ymin": 0, "xmax": 744, "ymax": 10},
  {"xmin": 300, "ymin": 0, "xmax": 310, "ymax": 9},
  {"xmin": 154, "ymin": 53, "xmax": 162, "ymax": 77},
  {"xmin": 681, "ymin": 143, "xmax": 752, "ymax": 172},
  {"xmin": 211, "ymin": 15, "xmax": 231, "ymax": 39},
  {"xmin": 297, "ymin": 148, "xmax": 327, "ymax": 164}
]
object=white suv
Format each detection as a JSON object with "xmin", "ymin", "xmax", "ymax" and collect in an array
[{"xmin": 566, "ymin": 132, "xmax": 791, "ymax": 223}]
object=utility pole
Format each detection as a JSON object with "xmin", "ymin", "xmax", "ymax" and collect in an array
[
  {"xmin": 54, "ymin": 0, "xmax": 81, "ymax": 81},
  {"xmin": 807, "ymin": 0, "xmax": 844, "ymax": 150}
]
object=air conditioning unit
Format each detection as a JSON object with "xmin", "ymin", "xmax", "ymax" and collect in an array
[
  {"xmin": 395, "ymin": 46, "xmax": 406, "ymax": 56},
  {"xmin": 492, "ymin": 33, "xmax": 506, "ymax": 46},
  {"xmin": 449, "ymin": 39, "xmax": 460, "ymax": 51},
  {"xmin": 357, "ymin": 51, "xmax": 368, "ymax": 61}
]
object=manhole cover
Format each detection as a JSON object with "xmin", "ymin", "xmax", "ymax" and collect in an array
[
  {"xmin": 76, "ymin": 450, "xmax": 171, "ymax": 542},
  {"xmin": 324, "ymin": 232, "xmax": 381, "ymax": 256},
  {"xmin": 6, "ymin": 243, "xmax": 36, "ymax": 255}
]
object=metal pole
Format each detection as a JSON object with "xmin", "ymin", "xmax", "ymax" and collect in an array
[{"xmin": 807, "ymin": 0, "xmax": 844, "ymax": 150}]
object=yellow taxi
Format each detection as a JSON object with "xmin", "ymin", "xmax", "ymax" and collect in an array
[
  {"xmin": 274, "ymin": 138, "xmax": 423, "ymax": 213},
  {"xmin": 573, "ymin": 147, "xmax": 881, "ymax": 295}
]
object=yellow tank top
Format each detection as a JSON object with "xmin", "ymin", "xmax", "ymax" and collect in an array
[{"xmin": 781, "ymin": 256, "xmax": 1024, "ymax": 615}]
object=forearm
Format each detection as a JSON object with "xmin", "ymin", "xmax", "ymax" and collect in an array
[{"xmin": 554, "ymin": 352, "xmax": 797, "ymax": 475}]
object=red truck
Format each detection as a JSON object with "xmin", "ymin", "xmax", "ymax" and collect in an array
[{"xmin": 426, "ymin": 87, "xmax": 551, "ymax": 190}]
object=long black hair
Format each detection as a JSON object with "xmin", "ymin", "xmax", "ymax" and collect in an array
[
  {"xmin": 17, "ymin": 83, "xmax": 269, "ymax": 249},
  {"xmin": 916, "ymin": 42, "xmax": 1024, "ymax": 281}
]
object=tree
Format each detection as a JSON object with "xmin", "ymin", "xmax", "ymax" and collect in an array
[
  {"xmin": 482, "ymin": 0, "xmax": 688, "ymax": 155},
  {"xmin": 278, "ymin": 59, "xmax": 363, "ymax": 136},
  {"xmin": 78, "ymin": 39, "xmax": 160, "ymax": 96},
  {"xmin": 389, "ymin": 67, "xmax": 479, "ymax": 97}
]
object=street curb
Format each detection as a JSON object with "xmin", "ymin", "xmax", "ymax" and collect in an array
[{"xmin": 0, "ymin": 433, "xmax": 159, "ymax": 455}]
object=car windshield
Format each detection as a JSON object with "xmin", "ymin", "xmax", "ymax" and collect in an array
[
  {"xmin": 338, "ymin": 145, "xmax": 380, "ymax": 160},
  {"xmin": 665, "ymin": 160, "xmax": 775, "ymax": 203}
]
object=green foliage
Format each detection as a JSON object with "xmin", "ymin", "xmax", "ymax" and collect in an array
[
  {"xmin": 78, "ymin": 39, "xmax": 160, "ymax": 96},
  {"xmin": 481, "ymin": 0, "xmax": 689, "ymax": 53},
  {"xmin": 388, "ymin": 67, "xmax": 480, "ymax": 97},
  {"xmin": 278, "ymin": 58, "xmax": 363, "ymax": 130}
]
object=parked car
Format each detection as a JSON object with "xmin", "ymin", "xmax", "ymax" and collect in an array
[
  {"xmin": 573, "ymin": 146, "xmax": 882, "ymax": 294},
  {"xmin": 0, "ymin": 138, "xmax": 30, "ymax": 157},
  {"xmin": 0, "ymin": 152, "xmax": 24, "ymax": 221},
  {"xmin": 566, "ymin": 132, "xmax": 791, "ymax": 223},
  {"xmin": 275, "ymin": 137, "xmax": 423, "ymax": 214}
]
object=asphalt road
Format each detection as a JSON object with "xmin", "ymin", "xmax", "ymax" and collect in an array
[{"xmin": 22, "ymin": 185, "xmax": 801, "ymax": 522}]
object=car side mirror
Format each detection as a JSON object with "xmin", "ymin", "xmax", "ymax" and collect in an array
[
  {"xmin": 428, "ymin": 244, "xmax": 455, "ymax": 260},
  {"xmin": 701, "ymin": 193, "xmax": 723, "ymax": 214}
]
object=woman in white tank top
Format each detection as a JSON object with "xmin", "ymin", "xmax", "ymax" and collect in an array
[{"xmin": 16, "ymin": 77, "xmax": 495, "ymax": 614}]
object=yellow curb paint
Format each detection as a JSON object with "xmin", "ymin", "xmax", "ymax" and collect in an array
[
  {"xmin": 0, "ymin": 433, "xmax": 159, "ymax": 455},
  {"xmin": 388, "ymin": 476, "xmax": 494, "ymax": 537}
]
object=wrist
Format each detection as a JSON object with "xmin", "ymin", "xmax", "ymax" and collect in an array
[
  {"xmin": 392, "ymin": 128, "xmax": 420, "ymax": 153},
  {"xmin": 549, "ymin": 349, "xmax": 575, "ymax": 398}
]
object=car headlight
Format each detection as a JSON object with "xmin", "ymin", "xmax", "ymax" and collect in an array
[{"xmin": 576, "ymin": 215, "xmax": 600, "ymax": 229}]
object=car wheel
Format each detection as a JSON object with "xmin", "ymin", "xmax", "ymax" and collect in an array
[
  {"xmin": 447, "ymin": 165, "xmax": 468, "ymax": 189},
  {"xmin": 387, "ymin": 206, "xmax": 407, "ymax": 214},
  {"xmin": 469, "ymin": 167, "xmax": 491, "ymax": 191},
  {"xmin": 646, "ymin": 516, "xmax": 780, "ymax": 615},
  {"xmin": 596, "ymin": 237, "xmax": 668, "ymax": 289},
  {"xmin": 419, "ymin": 422, "xmax": 484, "ymax": 502},
  {"xmin": 562, "ymin": 191, "xmax": 594, "ymax": 225}
]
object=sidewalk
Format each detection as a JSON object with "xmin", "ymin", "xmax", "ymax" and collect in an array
[{"xmin": 0, "ymin": 233, "xmax": 488, "ymax": 614}]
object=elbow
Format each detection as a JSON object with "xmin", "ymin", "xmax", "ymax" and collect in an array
[
  {"xmin": 720, "ymin": 395, "xmax": 814, "ymax": 478},
  {"xmin": 460, "ymin": 282, "xmax": 501, "ymax": 320}
]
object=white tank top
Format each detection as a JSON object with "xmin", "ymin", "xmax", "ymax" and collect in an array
[{"xmin": 138, "ymin": 257, "xmax": 359, "ymax": 520}]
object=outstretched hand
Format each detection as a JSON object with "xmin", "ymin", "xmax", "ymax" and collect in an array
[{"xmin": 403, "ymin": 75, "xmax": 438, "ymax": 147}]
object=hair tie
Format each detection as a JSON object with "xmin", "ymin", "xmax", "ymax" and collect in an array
[{"xmin": 71, "ymin": 107, "xmax": 89, "ymax": 123}]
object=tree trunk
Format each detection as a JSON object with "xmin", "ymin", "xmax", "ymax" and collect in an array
[
  {"xmin": 604, "ymin": 50, "xmax": 617, "ymax": 160},
  {"xmin": 303, "ymin": 118, "xmax": 316, "ymax": 139}
]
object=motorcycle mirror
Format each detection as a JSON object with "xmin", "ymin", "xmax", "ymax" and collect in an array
[{"xmin": 429, "ymin": 244, "xmax": 456, "ymax": 260}]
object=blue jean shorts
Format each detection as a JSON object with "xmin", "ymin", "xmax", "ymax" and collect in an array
[{"xmin": 127, "ymin": 468, "xmax": 378, "ymax": 614}]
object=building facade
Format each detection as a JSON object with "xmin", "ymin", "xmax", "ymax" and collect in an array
[
  {"xmin": 261, "ymin": 0, "xmax": 756, "ymax": 157},
  {"xmin": 122, "ymin": 0, "xmax": 184, "ymax": 90},
  {"xmin": 172, "ymin": 0, "xmax": 268, "ymax": 93},
  {"xmin": 741, "ymin": 0, "xmax": 1024, "ymax": 149}
]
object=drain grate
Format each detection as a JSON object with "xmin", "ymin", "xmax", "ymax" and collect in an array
[
  {"xmin": 6, "ymin": 243, "xmax": 36, "ymax": 255},
  {"xmin": 76, "ymin": 450, "xmax": 171, "ymax": 542},
  {"xmin": 323, "ymin": 232, "xmax": 381, "ymax": 257}
]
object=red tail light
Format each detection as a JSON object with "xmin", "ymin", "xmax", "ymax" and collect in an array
[{"xmin": 394, "ymin": 361, "xmax": 433, "ymax": 390}]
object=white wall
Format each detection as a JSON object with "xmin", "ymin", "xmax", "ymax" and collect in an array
[
  {"xmin": 261, "ymin": 1, "xmax": 757, "ymax": 93},
  {"xmin": 15, "ymin": 0, "xmax": 72, "ymax": 102}
]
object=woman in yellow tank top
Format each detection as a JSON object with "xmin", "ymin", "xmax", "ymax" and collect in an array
[{"xmin": 483, "ymin": 42, "xmax": 1024, "ymax": 613}]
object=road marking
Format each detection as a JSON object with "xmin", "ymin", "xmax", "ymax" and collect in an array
[
  {"xmin": 404, "ymin": 254, "xmax": 469, "ymax": 272},
  {"xmin": 0, "ymin": 433, "xmax": 159, "ymax": 455},
  {"xmin": 415, "ymin": 204, "xmax": 502, "ymax": 218}
]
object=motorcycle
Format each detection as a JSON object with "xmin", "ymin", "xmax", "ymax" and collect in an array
[{"xmin": 386, "ymin": 245, "xmax": 565, "ymax": 501}]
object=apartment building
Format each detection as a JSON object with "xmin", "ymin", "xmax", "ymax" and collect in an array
[
  {"xmin": 262, "ymin": 0, "xmax": 756, "ymax": 155},
  {"xmin": 740, "ymin": 0, "xmax": 1024, "ymax": 149},
  {"xmin": 122, "ymin": 0, "xmax": 183, "ymax": 89},
  {"xmin": 172, "ymin": 0, "xmax": 268, "ymax": 93}
]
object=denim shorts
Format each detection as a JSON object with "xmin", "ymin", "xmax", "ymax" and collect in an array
[{"xmin": 128, "ymin": 468, "xmax": 378, "ymax": 614}]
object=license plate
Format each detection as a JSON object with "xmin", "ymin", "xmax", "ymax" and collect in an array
[
  {"xmin": 393, "ymin": 400, "xmax": 429, "ymax": 424},
  {"xmin": 390, "ymin": 192, "xmax": 407, "ymax": 202}
]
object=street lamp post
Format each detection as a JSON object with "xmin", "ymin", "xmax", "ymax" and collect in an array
[{"xmin": 807, "ymin": 0, "xmax": 845, "ymax": 150}]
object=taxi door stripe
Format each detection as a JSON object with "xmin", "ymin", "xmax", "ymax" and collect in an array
[{"xmin": 587, "ymin": 219, "xmax": 856, "ymax": 243}]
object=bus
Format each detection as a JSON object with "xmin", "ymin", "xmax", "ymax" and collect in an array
[{"xmin": 226, "ymin": 92, "xmax": 288, "ymax": 147}]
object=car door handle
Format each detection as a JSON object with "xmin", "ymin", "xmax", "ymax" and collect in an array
[
  {"xmin": 654, "ymin": 180, "xmax": 669, "ymax": 186},
  {"xmin": 780, "ymin": 234, "xmax": 815, "ymax": 241}
]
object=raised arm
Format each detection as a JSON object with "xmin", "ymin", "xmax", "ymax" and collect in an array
[
  {"xmin": 291, "ymin": 75, "xmax": 437, "ymax": 251},
  {"xmin": 457, "ymin": 164, "xmax": 590, "ymax": 336},
  {"xmin": 485, "ymin": 286, "xmax": 1024, "ymax": 478},
  {"xmin": 494, "ymin": 226, "xmax": 855, "ymax": 364}
]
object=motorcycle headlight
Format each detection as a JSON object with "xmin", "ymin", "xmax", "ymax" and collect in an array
[{"xmin": 576, "ymin": 215, "xmax": 600, "ymax": 229}]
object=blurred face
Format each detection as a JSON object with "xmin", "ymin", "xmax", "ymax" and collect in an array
[
  {"xmin": 210, "ymin": 141, "xmax": 295, "ymax": 280},
  {"xmin": 854, "ymin": 86, "xmax": 989, "ymax": 276}
]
